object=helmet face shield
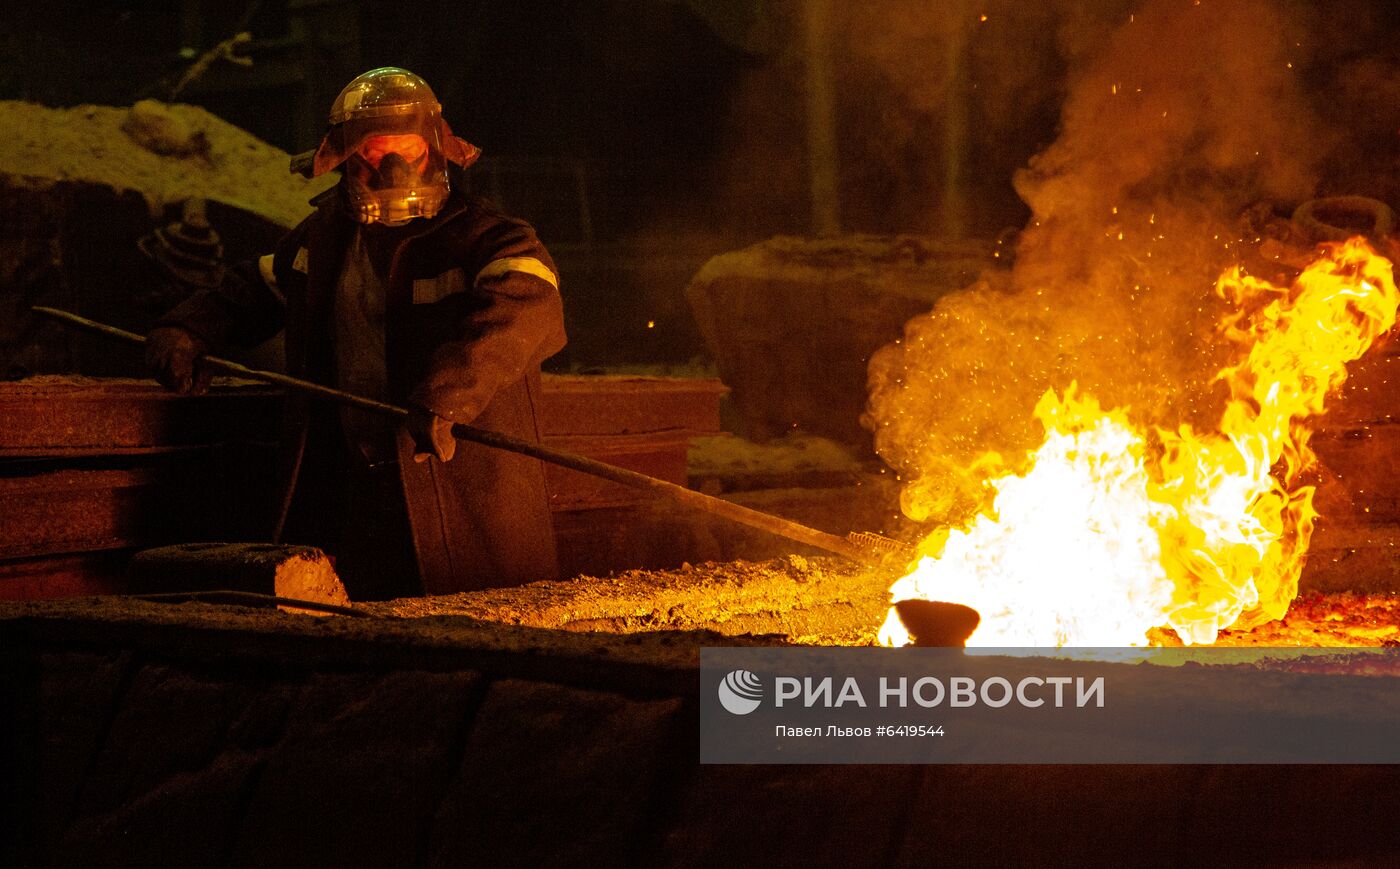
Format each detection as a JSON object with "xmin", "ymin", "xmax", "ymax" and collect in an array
[
  {"xmin": 330, "ymin": 114, "xmax": 450, "ymax": 225},
  {"xmin": 311, "ymin": 67, "xmax": 479, "ymax": 226}
]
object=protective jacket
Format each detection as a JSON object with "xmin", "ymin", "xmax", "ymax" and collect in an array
[{"xmin": 161, "ymin": 183, "xmax": 566, "ymax": 593}]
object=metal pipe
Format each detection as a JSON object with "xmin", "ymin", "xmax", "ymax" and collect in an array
[
  {"xmin": 802, "ymin": 0, "xmax": 841, "ymax": 237},
  {"xmin": 33, "ymin": 306, "xmax": 894, "ymax": 564}
]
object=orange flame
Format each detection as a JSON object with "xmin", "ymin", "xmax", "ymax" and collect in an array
[{"xmin": 880, "ymin": 238, "xmax": 1399, "ymax": 647}]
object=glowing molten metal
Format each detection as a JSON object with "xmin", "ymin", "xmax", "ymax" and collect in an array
[{"xmin": 880, "ymin": 239, "xmax": 1399, "ymax": 648}]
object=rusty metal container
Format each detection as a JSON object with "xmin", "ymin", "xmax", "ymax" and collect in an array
[
  {"xmin": 538, "ymin": 374, "xmax": 727, "ymax": 510},
  {"xmin": 0, "ymin": 374, "xmax": 728, "ymax": 597},
  {"xmin": 685, "ymin": 235, "xmax": 997, "ymax": 444},
  {"xmin": 1304, "ymin": 341, "xmax": 1400, "ymax": 591}
]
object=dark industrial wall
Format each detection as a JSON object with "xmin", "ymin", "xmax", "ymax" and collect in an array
[
  {"xmin": 4, "ymin": 600, "xmax": 1400, "ymax": 868},
  {"xmin": 5, "ymin": 0, "xmax": 1400, "ymax": 369}
]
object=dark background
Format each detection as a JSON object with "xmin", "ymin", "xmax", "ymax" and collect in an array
[
  {"xmin": 3, "ymin": 0, "xmax": 1399, "ymax": 367},
  {"xmin": 0, "ymin": 0, "xmax": 1046, "ymax": 369}
]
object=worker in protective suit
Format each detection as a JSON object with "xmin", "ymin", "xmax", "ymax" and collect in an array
[{"xmin": 147, "ymin": 67, "xmax": 566, "ymax": 598}]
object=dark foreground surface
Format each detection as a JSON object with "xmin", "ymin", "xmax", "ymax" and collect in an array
[{"xmin": 2, "ymin": 596, "xmax": 1399, "ymax": 868}]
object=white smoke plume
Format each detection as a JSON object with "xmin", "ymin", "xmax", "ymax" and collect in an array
[{"xmin": 865, "ymin": 0, "xmax": 1330, "ymax": 525}]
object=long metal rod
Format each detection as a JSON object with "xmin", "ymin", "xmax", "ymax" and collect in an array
[{"xmin": 33, "ymin": 306, "xmax": 876, "ymax": 563}]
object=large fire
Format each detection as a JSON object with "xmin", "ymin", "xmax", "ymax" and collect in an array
[{"xmin": 880, "ymin": 238, "xmax": 1399, "ymax": 647}]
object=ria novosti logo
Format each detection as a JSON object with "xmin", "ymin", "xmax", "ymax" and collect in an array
[{"xmin": 717, "ymin": 669, "xmax": 764, "ymax": 715}]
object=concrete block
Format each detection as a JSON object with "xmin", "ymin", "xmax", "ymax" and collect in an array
[
  {"xmin": 425, "ymin": 679, "xmax": 683, "ymax": 868},
  {"xmin": 896, "ymin": 766, "xmax": 1199, "ymax": 869},
  {"xmin": 660, "ymin": 765, "xmax": 920, "ymax": 867},
  {"xmin": 52, "ymin": 662, "xmax": 284, "ymax": 868},
  {"xmin": 228, "ymin": 669, "xmax": 481, "ymax": 869}
]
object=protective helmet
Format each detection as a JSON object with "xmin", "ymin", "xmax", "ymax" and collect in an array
[{"xmin": 311, "ymin": 67, "xmax": 481, "ymax": 226}]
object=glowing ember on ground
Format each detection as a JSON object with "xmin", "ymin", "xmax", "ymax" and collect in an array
[{"xmin": 881, "ymin": 239, "xmax": 1399, "ymax": 648}]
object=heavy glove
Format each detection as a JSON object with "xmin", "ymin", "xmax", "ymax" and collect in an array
[
  {"xmin": 145, "ymin": 327, "xmax": 212, "ymax": 395},
  {"xmin": 407, "ymin": 405, "xmax": 457, "ymax": 463}
]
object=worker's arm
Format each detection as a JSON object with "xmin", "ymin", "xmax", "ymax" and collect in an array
[
  {"xmin": 155, "ymin": 252, "xmax": 289, "ymax": 351},
  {"xmin": 147, "ymin": 231, "xmax": 298, "ymax": 394},
  {"xmin": 407, "ymin": 208, "xmax": 566, "ymax": 451}
]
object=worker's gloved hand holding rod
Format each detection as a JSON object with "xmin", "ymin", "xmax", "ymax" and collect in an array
[
  {"xmin": 35, "ymin": 306, "xmax": 912, "ymax": 565},
  {"xmin": 146, "ymin": 326, "xmax": 213, "ymax": 397},
  {"xmin": 405, "ymin": 406, "xmax": 457, "ymax": 463}
]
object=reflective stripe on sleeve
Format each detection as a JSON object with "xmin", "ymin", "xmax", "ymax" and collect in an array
[
  {"xmin": 257, "ymin": 254, "xmax": 287, "ymax": 305},
  {"xmin": 474, "ymin": 256, "xmax": 559, "ymax": 290}
]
